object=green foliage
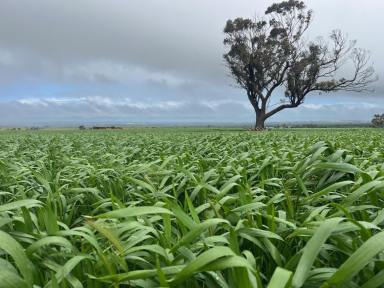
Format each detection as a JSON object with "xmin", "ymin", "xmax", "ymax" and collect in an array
[
  {"xmin": 0, "ymin": 128, "xmax": 384, "ymax": 287},
  {"xmin": 372, "ymin": 114, "xmax": 384, "ymax": 128}
]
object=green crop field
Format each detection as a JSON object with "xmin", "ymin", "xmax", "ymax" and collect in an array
[{"xmin": 1, "ymin": 128, "xmax": 384, "ymax": 288}]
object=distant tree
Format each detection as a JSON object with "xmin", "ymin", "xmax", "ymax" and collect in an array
[
  {"xmin": 223, "ymin": 0, "xmax": 377, "ymax": 130},
  {"xmin": 372, "ymin": 114, "xmax": 384, "ymax": 128}
]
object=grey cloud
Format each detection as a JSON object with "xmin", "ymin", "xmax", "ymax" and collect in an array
[
  {"xmin": 1, "ymin": 0, "xmax": 382, "ymax": 86},
  {"xmin": 0, "ymin": 0, "xmax": 383, "ymax": 125},
  {"xmin": 63, "ymin": 61, "xmax": 190, "ymax": 87},
  {"xmin": 271, "ymin": 102, "xmax": 384, "ymax": 123},
  {"xmin": 0, "ymin": 0, "xmax": 238, "ymax": 84},
  {"xmin": 0, "ymin": 96, "xmax": 246, "ymax": 122},
  {"xmin": 0, "ymin": 49, "xmax": 16, "ymax": 66}
]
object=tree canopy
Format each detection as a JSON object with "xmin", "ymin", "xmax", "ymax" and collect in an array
[{"xmin": 372, "ymin": 114, "xmax": 384, "ymax": 128}]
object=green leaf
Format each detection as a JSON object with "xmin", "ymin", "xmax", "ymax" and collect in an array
[
  {"xmin": 185, "ymin": 192, "xmax": 200, "ymax": 223},
  {"xmin": 232, "ymin": 202, "xmax": 266, "ymax": 213},
  {"xmin": 267, "ymin": 267, "xmax": 292, "ymax": 288},
  {"xmin": 169, "ymin": 201, "xmax": 196, "ymax": 230},
  {"xmin": 128, "ymin": 177, "xmax": 156, "ymax": 193},
  {"xmin": 0, "ymin": 231, "xmax": 34, "ymax": 285},
  {"xmin": 96, "ymin": 265, "xmax": 185, "ymax": 282},
  {"xmin": 292, "ymin": 218, "xmax": 343, "ymax": 288},
  {"xmin": 343, "ymin": 181, "xmax": 384, "ymax": 204},
  {"xmin": 314, "ymin": 162, "xmax": 362, "ymax": 174},
  {"xmin": 126, "ymin": 245, "xmax": 169, "ymax": 261},
  {"xmin": 0, "ymin": 200, "xmax": 42, "ymax": 213},
  {"xmin": 171, "ymin": 246, "xmax": 235, "ymax": 284},
  {"xmin": 26, "ymin": 236, "xmax": 73, "ymax": 256},
  {"xmin": 96, "ymin": 206, "xmax": 173, "ymax": 219},
  {"xmin": 361, "ymin": 269, "xmax": 384, "ymax": 288},
  {"xmin": 171, "ymin": 218, "xmax": 229, "ymax": 252},
  {"xmin": 239, "ymin": 228, "xmax": 284, "ymax": 241},
  {"xmin": 325, "ymin": 231, "xmax": 384, "ymax": 287},
  {"xmin": 44, "ymin": 255, "xmax": 91, "ymax": 288},
  {"xmin": 203, "ymin": 255, "xmax": 255, "ymax": 272},
  {"xmin": 305, "ymin": 181, "xmax": 354, "ymax": 202},
  {"xmin": 0, "ymin": 270, "xmax": 29, "ymax": 288}
]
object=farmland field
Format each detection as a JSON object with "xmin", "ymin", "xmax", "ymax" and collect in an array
[{"xmin": 1, "ymin": 128, "xmax": 384, "ymax": 288}]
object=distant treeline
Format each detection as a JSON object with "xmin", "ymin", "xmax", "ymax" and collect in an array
[
  {"xmin": 269, "ymin": 123, "xmax": 373, "ymax": 129},
  {"xmin": 79, "ymin": 126, "xmax": 123, "ymax": 130}
]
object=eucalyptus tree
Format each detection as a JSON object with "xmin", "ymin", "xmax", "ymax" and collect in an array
[
  {"xmin": 372, "ymin": 114, "xmax": 384, "ymax": 127},
  {"xmin": 223, "ymin": 0, "xmax": 376, "ymax": 129}
]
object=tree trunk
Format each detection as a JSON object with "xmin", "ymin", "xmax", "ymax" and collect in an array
[{"xmin": 255, "ymin": 111, "xmax": 266, "ymax": 130}]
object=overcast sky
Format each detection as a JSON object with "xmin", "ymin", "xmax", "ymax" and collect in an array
[{"xmin": 0, "ymin": 0, "xmax": 383, "ymax": 126}]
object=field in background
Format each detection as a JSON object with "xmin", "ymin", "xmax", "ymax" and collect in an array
[{"xmin": 0, "ymin": 128, "xmax": 384, "ymax": 287}]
